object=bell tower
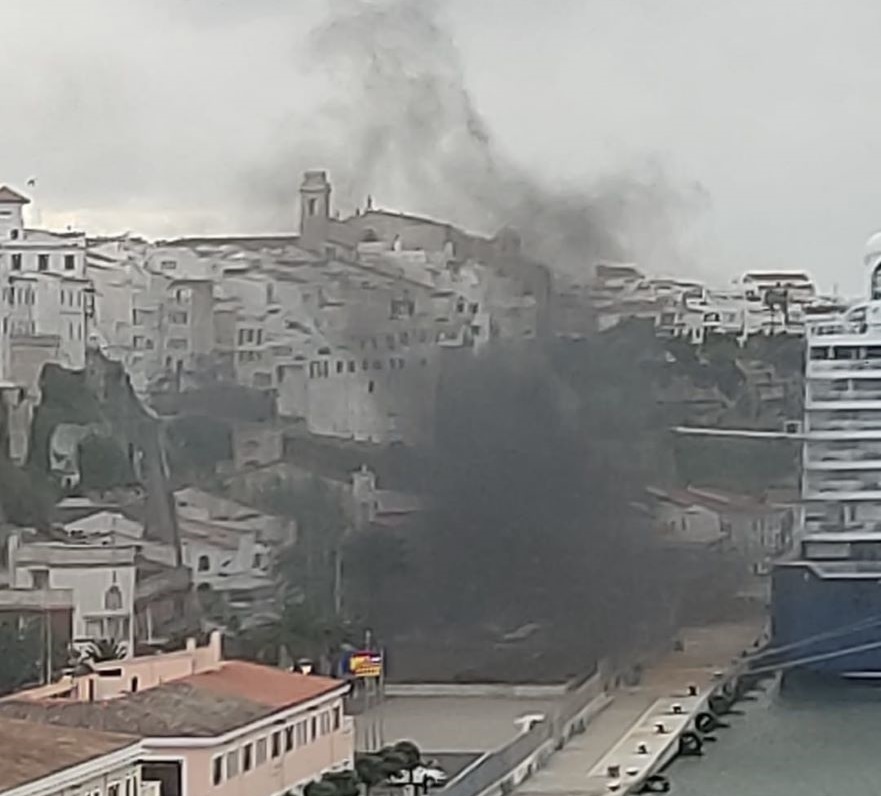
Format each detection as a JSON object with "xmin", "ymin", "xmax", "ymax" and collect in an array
[{"xmin": 299, "ymin": 170, "xmax": 331, "ymax": 253}]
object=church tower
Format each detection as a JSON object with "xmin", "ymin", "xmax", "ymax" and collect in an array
[{"xmin": 299, "ymin": 170, "xmax": 331, "ymax": 253}]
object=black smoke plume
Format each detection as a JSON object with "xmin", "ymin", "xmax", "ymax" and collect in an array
[{"xmin": 254, "ymin": 0, "xmax": 707, "ymax": 277}]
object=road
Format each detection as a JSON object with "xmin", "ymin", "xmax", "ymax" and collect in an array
[{"xmin": 355, "ymin": 695, "xmax": 562, "ymax": 753}]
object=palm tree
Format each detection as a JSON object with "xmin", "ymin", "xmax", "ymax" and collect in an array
[{"xmin": 86, "ymin": 638, "xmax": 126, "ymax": 663}]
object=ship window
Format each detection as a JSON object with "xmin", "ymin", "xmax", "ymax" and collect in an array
[
  {"xmin": 809, "ymin": 346, "xmax": 829, "ymax": 360},
  {"xmin": 803, "ymin": 541, "xmax": 851, "ymax": 560},
  {"xmin": 868, "ymin": 347, "xmax": 881, "ymax": 360},
  {"xmin": 834, "ymin": 346, "xmax": 859, "ymax": 360}
]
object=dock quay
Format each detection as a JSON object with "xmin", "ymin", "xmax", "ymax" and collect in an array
[{"xmin": 514, "ymin": 619, "xmax": 765, "ymax": 796}]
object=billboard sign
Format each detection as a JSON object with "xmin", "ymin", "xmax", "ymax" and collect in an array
[{"xmin": 348, "ymin": 650, "xmax": 383, "ymax": 678}]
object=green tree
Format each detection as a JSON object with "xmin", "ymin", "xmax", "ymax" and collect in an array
[
  {"xmin": 0, "ymin": 457, "xmax": 55, "ymax": 529},
  {"xmin": 260, "ymin": 476, "xmax": 348, "ymax": 618},
  {"xmin": 0, "ymin": 620, "xmax": 42, "ymax": 695},
  {"xmin": 304, "ymin": 780, "xmax": 340, "ymax": 796},
  {"xmin": 392, "ymin": 741, "xmax": 422, "ymax": 785},
  {"xmin": 378, "ymin": 748, "xmax": 409, "ymax": 779},
  {"xmin": 78, "ymin": 434, "xmax": 133, "ymax": 491},
  {"xmin": 165, "ymin": 415, "xmax": 233, "ymax": 479},
  {"xmin": 342, "ymin": 529, "xmax": 407, "ymax": 626},
  {"xmin": 322, "ymin": 770, "xmax": 360, "ymax": 796},
  {"xmin": 28, "ymin": 365, "xmax": 101, "ymax": 472},
  {"xmin": 354, "ymin": 754, "xmax": 386, "ymax": 796}
]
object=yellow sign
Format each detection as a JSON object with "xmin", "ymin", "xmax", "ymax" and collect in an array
[{"xmin": 349, "ymin": 651, "xmax": 383, "ymax": 678}]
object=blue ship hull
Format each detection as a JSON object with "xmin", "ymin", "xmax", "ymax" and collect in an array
[{"xmin": 770, "ymin": 561, "xmax": 881, "ymax": 677}]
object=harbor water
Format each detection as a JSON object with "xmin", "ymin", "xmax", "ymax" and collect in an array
[{"xmin": 667, "ymin": 679, "xmax": 881, "ymax": 795}]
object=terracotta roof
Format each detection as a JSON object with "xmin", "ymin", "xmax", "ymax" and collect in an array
[
  {"xmin": 0, "ymin": 717, "xmax": 136, "ymax": 792},
  {"xmin": 0, "ymin": 186, "xmax": 29, "ymax": 204},
  {"xmin": 0, "ymin": 682, "xmax": 270, "ymax": 738},
  {"xmin": 180, "ymin": 661, "xmax": 345, "ymax": 708}
]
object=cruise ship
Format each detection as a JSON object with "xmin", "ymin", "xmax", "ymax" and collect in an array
[{"xmin": 770, "ymin": 233, "xmax": 881, "ymax": 678}]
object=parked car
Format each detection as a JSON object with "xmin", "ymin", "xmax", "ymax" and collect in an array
[{"xmin": 388, "ymin": 765, "xmax": 449, "ymax": 788}]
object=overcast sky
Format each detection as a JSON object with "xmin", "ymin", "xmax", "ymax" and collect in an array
[{"xmin": 2, "ymin": 0, "xmax": 880, "ymax": 293}]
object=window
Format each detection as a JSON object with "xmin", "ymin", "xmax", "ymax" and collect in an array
[
  {"xmin": 386, "ymin": 334, "xmax": 396, "ymax": 349},
  {"xmin": 320, "ymin": 712, "xmax": 330, "ymax": 735},
  {"xmin": 256, "ymin": 737, "xmax": 267, "ymax": 765},
  {"xmin": 168, "ymin": 338, "xmax": 188, "ymax": 350},
  {"xmin": 64, "ymin": 254, "xmax": 75, "ymax": 270},
  {"xmin": 226, "ymin": 750, "xmax": 239, "ymax": 777},
  {"xmin": 160, "ymin": 259, "xmax": 177, "ymax": 271},
  {"xmin": 400, "ymin": 331, "xmax": 409, "ymax": 345},
  {"xmin": 362, "ymin": 359, "xmax": 369, "ymax": 371},
  {"xmin": 348, "ymin": 360, "xmax": 356, "ymax": 373},
  {"xmin": 107, "ymin": 615, "xmax": 129, "ymax": 640},
  {"xmin": 252, "ymin": 553, "xmax": 263, "ymax": 568},
  {"xmin": 11, "ymin": 254, "xmax": 21, "ymax": 271},
  {"xmin": 10, "ymin": 229, "xmax": 18, "ymax": 240},
  {"xmin": 38, "ymin": 254, "xmax": 49, "ymax": 271},
  {"xmin": 285, "ymin": 725, "xmax": 294, "ymax": 752},
  {"xmin": 125, "ymin": 778, "xmax": 133, "ymax": 796},
  {"xmin": 132, "ymin": 309, "xmax": 145, "ymax": 326},
  {"xmin": 367, "ymin": 380, "xmax": 375, "ymax": 394},
  {"xmin": 198, "ymin": 555, "xmax": 210, "ymax": 572},
  {"xmin": 336, "ymin": 360, "xmax": 344, "ymax": 374},
  {"xmin": 272, "ymin": 731, "xmax": 281, "ymax": 758},
  {"xmin": 212, "ymin": 756, "xmax": 223, "ymax": 786},
  {"xmin": 108, "ymin": 784, "xmax": 120, "ymax": 796},
  {"xmin": 296, "ymin": 720, "xmax": 307, "ymax": 746},
  {"xmin": 308, "ymin": 198, "xmax": 317, "ymax": 215},
  {"xmin": 104, "ymin": 585, "xmax": 123, "ymax": 611},
  {"xmin": 243, "ymin": 743, "xmax": 253, "ymax": 772},
  {"xmin": 333, "ymin": 705, "xmax": 341, "ymax": 731},
  {"xmin": 310, "ymin": 716, "xmax": 317, "ymax": 740},
  {"xmin": 169, "ymin": 311, "xmax": 188, "ymax": 325}
]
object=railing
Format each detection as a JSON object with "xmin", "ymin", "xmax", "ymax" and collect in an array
[
  {"xmin": 809, "ymin": 420, "xmax": 881, "ymax": 431},
  {"xmin": 808, "ymin": 360, "xmax": 881, "ymax": 373},
  {"xmin": 440, "ymin": 666, "xmax": 605, "ymax": 796},
  {"xmin": 810, "ymin": 390, "xmax": 881, "ymax": 401}
]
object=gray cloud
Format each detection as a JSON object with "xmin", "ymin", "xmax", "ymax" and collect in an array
[
  {"xmin": 246, "ymin": 0, "xmax": 708, "ymax": 279},
  {"xmin": 2, "ymin": 0, "xmax": 880, "ymax": 291}
]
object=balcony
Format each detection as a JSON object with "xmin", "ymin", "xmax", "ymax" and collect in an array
[
  {"xmin": 805, "ymin": 458, "xmax": 881, "ymax": 471},
  {"xmin": 805, "ymin": 474, "xmax": 881, "ymax": 501},
  {"xmin": 807, "ymin": 396, "xmax": 881, "ymax": 410},
  {"xmin": 804, "ymin": 489, "xmax": 881, "ymax": 501},
  {"xmin": 808, "ymin": 360, "xmax": 881, "ymax": 378}
]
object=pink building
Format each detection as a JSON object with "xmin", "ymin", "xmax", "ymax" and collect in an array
[{"xmin": 0, "ymin": 633, "xmax": 353, "ymax": 796}]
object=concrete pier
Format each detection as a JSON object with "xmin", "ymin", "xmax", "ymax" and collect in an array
[{"xmin": 514, "ymin": 619, "xmax": 765, "ymax": 796}]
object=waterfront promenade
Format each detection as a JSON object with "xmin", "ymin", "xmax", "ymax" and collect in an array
[{"xmin": 515, "ymin": 619, "xmax": 765, "ymax": 796}]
